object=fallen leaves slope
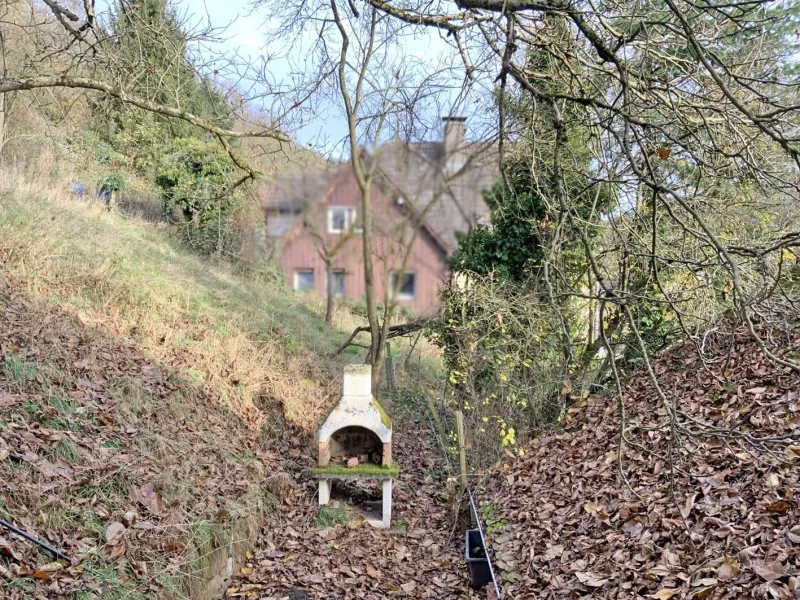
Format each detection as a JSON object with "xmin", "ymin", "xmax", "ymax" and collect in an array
[
  {"xmin": 0, "ymin": 275, "xmax": 281, "ymax": 597},
  {"xmin": 486, "ymin": 329, "xmax": 800, "ymax": 599}
]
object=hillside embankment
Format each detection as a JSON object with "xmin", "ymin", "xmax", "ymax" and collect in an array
[
  {"xmin": 485, "ymin": 327, "xmax": 800, "ymax": 598},
  {"xmin": 0, "ymin": 173, "xmax": 361, "ymax": 598}
]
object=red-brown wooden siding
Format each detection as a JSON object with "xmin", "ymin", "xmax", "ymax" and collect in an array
[{"xmin": 277, "ymin": 165, "xmax": 448, "ymax": 314}]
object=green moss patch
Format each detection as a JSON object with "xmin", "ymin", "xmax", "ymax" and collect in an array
[
  {"xmin": 310, "ymin": 463, "xmax": 399, "ymax": 477},
  {"xmin": 371, "ymin": 398, "xmax": 392, "ymax": 428}
]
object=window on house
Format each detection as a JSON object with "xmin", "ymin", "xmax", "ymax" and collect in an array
[
  {"xmin": 389, "ymin": 271, "xmax": 416, "ymax": 300},
  {"xmin": 331, "ymin": 270, "xmax": 346, "ymax": 298},
  {"xmin": 328, "ymin": 208, "xmax": 348, "ymax": 233},
  {"xmin": 328, "ymin": 207, "xmax": 360, "ymax": 234},
  {"xmin": 294, "ymin": 269, "xmax": 314, "ymax": 293}
]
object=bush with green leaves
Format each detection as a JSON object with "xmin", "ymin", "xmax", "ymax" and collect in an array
[
  {"xmin": 155, "ymin": 138, "xmax": 243, "ymax": 254},
  {"xmin": 427, "ymin": 274, "xmax": 569, "ymax": 466},
  {"xmin": 450, "ymin": 161, "xmax": 547, "ymax": 282}
]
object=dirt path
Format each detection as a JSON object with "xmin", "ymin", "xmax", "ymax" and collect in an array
[{"xmin": 225, "ymin": 416, "xmax": 482, "ymax": 599}]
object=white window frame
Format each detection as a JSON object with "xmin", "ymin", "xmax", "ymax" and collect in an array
[
  {"xmin": 293, "ymin": 269, "xmax": 314, "ymax": 293},
  {"xmin": 328, "ymin": 207, "xmax": 361, "ymax": 234},
  {"xmin": 389, "ymin": 271, "xmax": 416, "ymax": 301},
  {"xmin": 327, "ymin": 269, "xmax": 346, "ymax": 298}
]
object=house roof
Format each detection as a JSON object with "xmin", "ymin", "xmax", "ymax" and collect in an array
[
  {"xmin": 372, "ymin": 139, "xmax": 496, "ymax": 253},
  {"xmin": 262, "ymin": 165, "xmax": 341, "ymax": 213},
  {"xmin": 263, "ymin": 138, "xmax": 497, "ymax": 254}
]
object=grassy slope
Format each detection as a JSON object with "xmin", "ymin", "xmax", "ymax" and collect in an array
[
  {"xmin": 0, "ymin": 173, "xmax": 366, "ymax": 427},
  {"xmin": 0, "ymin": 173, "xmax": 366, "ymax": 598}
]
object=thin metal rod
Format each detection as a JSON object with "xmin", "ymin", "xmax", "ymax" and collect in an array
[
  {"xmin": 467, "ymin": 489, "xmax": 502, "ymax": 599},
  {"xmin": 0, "ymin": 518, "xmax": 107, "ymax": 580}
]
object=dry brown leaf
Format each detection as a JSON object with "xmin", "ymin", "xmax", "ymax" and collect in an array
[
  {"xmin": 37, "ymin": 562, "xmax": 63, "ymax": 573},
  {"xmin": 130, "ymin": 482, "xmax": 165, "ymax": 516},
  {"xmin": 395, "ymin": 545, "xmax": 409, "ymax": 561},
  {"xmin": 650, "ymin": 588, "xmax": 681, "ymax": 600},
  {"xmin": 39, "ymin": 459, "xmax": 73, "ymax": 479},
  {"xmin": 766, "ymin": 501, "xmax": 790, "ymax": 514},
  {"xmin": 0, "ymin": 537, "xmax": 23, "ymax": 562},
  {"xmin": 692, "ymin": 586, "xmax": 716, "ymax": 599},
  {"xmin": 105, "ymin": 521, "xmax": 125, "ymax": 544},
  {"xmin": 106, "ymin": 542, "xmax": 127, "ymax": 560},
  {"xmin": 130, "ymin": 557, "xmax": 147, "ymax": 576},
  {"xmin": 583, "ymin": 501, "xmax": 604, "ymax": 515},
  {"xmin": 679, "ymin": 493, "xmax": 696, "ymax": 519},
  {"xmin": 165, "ymin": 540, "xmax": 187, "ymax": 553},
  {"xmin": 121, "ymin": 510, "xmax": 137, "ymax": 528},
  {"xmin": 755, "ymin": 561, "xmax": 784, "ymax": 582},
  {"xmin": 787, "ymin": 525, "xmax": 800, "ymax": 544},
  {"xmin": 575, "ymin": 571, "xmax": 608, "ymax": 587},
  {"xmin": 717, "ymin": 555, "xmax": 740, "ymax": 582}
]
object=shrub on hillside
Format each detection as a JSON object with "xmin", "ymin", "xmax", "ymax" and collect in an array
[{"xmin": 155, "ymin": 138, "xmax": 243, "ymax": 255}]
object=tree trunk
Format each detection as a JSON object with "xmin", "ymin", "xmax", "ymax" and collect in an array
[
  {"xmin": 359, "ymin": 185, "xmax": 385, "ymax": 395},
  {"xmin": 325, "ymin": 259, "xmax": 335, "ymax": 326},
  {"xmin": 0, "ymin": 91, "xmax": 6, "ymax": 160},
  {"xmin": 0, "ymin": 23, "xmax": 7, "ymax": 161}
]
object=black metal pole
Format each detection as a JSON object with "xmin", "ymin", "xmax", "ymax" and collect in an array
[
  {"xmin": 0, "ymin": 517, "xmax": 106, "ymax": 580},
  {"xmin": 0, "ymin": 518, "xmax": 73, "ymax": 562}
]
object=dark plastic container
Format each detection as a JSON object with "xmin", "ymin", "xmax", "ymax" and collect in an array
[{"xmin": 465, "ymin": 529, "xmax": 492, "ymax": 588}]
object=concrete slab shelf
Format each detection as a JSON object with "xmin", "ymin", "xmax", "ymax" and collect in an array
[
  {"xmin": 309, "ymin": 471, "xmax": 397, "ymax": 481},
  {"xmin": 310, "ymin": 464, "xmax": 399, "ymax": 479}
]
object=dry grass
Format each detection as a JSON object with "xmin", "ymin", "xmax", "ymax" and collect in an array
[
  {"xmin": 0, "ymin": 169, "xmax": 360, "ymax": 430},
  {"xmin": 0, "ymin": 168, "xmax": 443, "ymax": 424}
]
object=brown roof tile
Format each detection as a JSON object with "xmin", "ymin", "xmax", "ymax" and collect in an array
[{"xmin": 263, "ymin": 137, "xmax": 497, "ymax": 252}]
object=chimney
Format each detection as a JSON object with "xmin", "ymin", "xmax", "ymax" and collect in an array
[
  {"xmin": 343, "ymin": 364, "xmax": 371, "ymax": 397},
  {"xmin": 442, "ymin": 116, "xmax": 467, "ymax": 168}
]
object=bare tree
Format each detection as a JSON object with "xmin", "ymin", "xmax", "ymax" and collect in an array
[
  {"xmin": 0, "ymin": 0, "xmax": 307, "ymax": 177},
  {"xmin": 253, "ymin": 0, "xmax": 497, "ymax": 392},
  {"xmin": 355, "ymin": 0, "xmax": 800, "ymax": 466}
]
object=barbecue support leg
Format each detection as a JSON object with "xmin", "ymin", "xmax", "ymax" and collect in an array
[
  {"xmin": 319, "ymin": 479, "xmax": 331, "ymax": 505},
  {"xmin": 382, "ymin": 479, "xmax": 392, "ymax": 528}
]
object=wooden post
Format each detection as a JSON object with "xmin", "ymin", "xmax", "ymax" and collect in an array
[
  {"xmin": 384, "ymin": 342, "xmax": 395, "ymax": 396},
  {"xmin": 455, "ymin": 410, "xmax": 467, "ymax": 488},
  {"xmin": 426, "ymin": 396, "xmax": 446, "ymax": 444},
  {"xmin": 455, "ymin": 410, "xmax": 472, "ymax": 532}
]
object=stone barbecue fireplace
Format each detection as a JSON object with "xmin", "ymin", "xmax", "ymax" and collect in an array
[{"xmin": 313, "ymin": 365, "xmax": 395, "ymax": 527}]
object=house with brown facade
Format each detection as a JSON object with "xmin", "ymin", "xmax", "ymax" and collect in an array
[{"xmin": 263, "ymin": 118, "xmax": 496, "ymax": 314}]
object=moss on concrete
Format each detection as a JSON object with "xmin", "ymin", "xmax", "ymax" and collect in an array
[
  {"xmin": 371, "ymin": 398, "xmax": 392, "ymax": 428},
  {"xmin": 310, "ymin": 463, "xmax": 399, "ymax": 477}
]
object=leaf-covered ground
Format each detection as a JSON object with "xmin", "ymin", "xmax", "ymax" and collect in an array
[
  {"xmin": 0, "ymin": 273, "xmax": 281, "ymax": 598},
  {"xmin": 484, "ymin": 328, "xmax": 800, "ymax": 599},
  {"xmin": 225, "ymin": 413, "xmax": 481, "ymax": 599}
]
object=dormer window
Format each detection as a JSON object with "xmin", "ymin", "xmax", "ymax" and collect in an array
[{"xmin": 328, "ymin": 207, "xmax": 361, "ymax": 234}]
